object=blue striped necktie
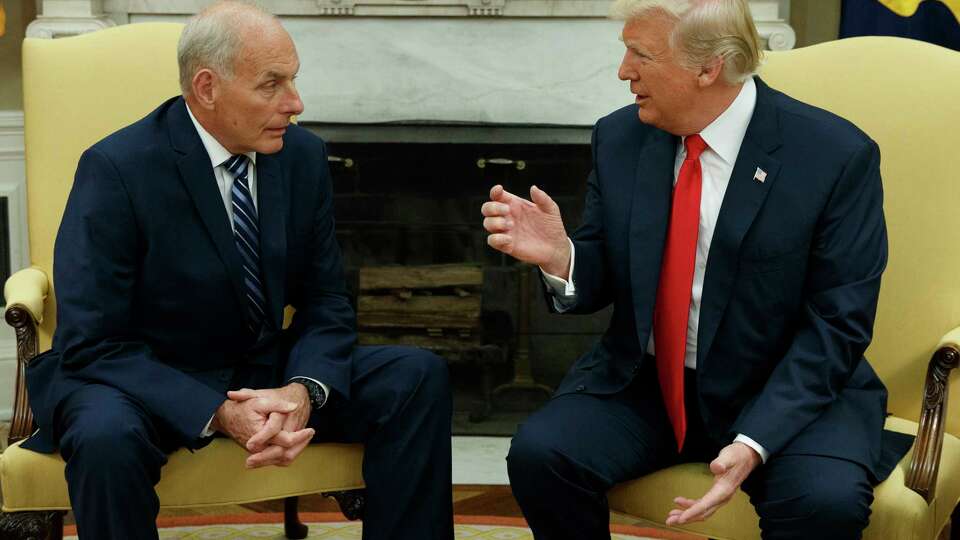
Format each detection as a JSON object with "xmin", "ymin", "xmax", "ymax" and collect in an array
[{"xmin": 224, "ymin": 154, "xmax": 267, "ymax": 334}]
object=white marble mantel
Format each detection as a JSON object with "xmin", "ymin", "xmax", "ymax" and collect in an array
[{"xmin": 29, "ymin": 0, "xmax": 795, "ymax": 127}]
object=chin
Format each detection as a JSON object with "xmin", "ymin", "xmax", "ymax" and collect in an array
[{"xmin": 256, "ymin": 140, "xmax": 285, "ymax": 155}]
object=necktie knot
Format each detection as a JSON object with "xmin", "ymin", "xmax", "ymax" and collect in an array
[
  {"xmin": 683, "ymin": 134, "xmax": 707, "ymax": 162},
  {"xmin": 224, "ymin": 154, "xmax": 249, "ymax": 177}
]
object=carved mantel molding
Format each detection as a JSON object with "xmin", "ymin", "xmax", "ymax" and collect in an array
[{"xmin": 37, "ymin": 0, "xmax": 793, "ymax": 52}]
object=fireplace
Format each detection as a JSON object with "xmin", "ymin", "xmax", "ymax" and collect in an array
[{"xmin": 320, "ymin": 136, "xmax": 610, "ymax": 434}]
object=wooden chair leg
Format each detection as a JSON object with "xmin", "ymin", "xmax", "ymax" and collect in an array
[
  {"xmin": 0, "ymin": 510, "xmax": 64, "ymax": 540},
  {"xmin": 283, "ymin": 497, "xmax": 308, "ymax": 540},
  {"xmin": 283, "ymin": 496, "xmax": 308, "ymax": 539},
  {"xmin": 949, "ymin": 502, "xmax": 958, "ymax": 540},
  {"xmin": 322, "ymin": 489, "xmax": 366, "ymax": 520}
]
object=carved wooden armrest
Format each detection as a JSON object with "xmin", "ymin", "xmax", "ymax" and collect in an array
[
  {"xmin": 905, "ymin": 326, "xmax": 960, "ymax": 503},
  {"xmin": 3, "ymin": 267, "xmax": 49, "ymax": 445}
]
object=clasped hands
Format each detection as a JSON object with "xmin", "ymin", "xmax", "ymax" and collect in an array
[{"xmin": 211, "ymin": 383, "xmax": 315, "ymax": 469}]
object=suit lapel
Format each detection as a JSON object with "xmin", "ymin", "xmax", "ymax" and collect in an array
[
  {"xmin": 168, "ymin": 98, "xmax": 247, "ymax": 311},
  {"xmin": 255, "ymin": 153, "xmax": 287, "ymax": 331},
  {"xmin": 628, "ymin": 129, "xmax": 677, "ymax": 346},
  {"xmin": 696, "ymin": 78, "xmax": 783, "ymax": 368}
]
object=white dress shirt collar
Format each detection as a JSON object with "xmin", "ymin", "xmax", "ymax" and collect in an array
[
  {"xmin": 687, "ymin": 76, "xmax": 757, "ymax": 165},
  {"xmin": 184, "ymin": 102, "xmax": 257, "ymax": 168}
]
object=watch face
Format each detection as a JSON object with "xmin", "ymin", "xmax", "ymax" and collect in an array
[{"xmin": 311, "ymin": 384, "xmax": 326, "ymax": 409}]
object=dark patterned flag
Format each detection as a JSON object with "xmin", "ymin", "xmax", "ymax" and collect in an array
[{"xmin": 840, "ymin": 0, "xmax": 960, "ymax": 50}]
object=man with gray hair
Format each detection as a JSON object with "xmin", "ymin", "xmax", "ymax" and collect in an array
[
  {"xmin": 482, "ymin": 0, "xmax": 912, "ymax": 537},
  {"xmin": 23, "ymin": 2, "xmax": 454, "ymax": 539}
]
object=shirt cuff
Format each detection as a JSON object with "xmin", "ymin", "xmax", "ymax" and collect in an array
[
  {"xmin": 288, "ymin": 376, "xmax": 331, "ymax": 408},
  {"xmin": 201, "ymin": 414, "xmax": 216, "ymax": 438},
  {"xmin": 734, "ymin": 433, "xmax": 770, "ymax": 464}
]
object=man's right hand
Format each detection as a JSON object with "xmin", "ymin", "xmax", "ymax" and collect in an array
[
  {"xmin": 481, "ymin": 184, "xmax": 571, "ymax": 278},
  {"xmin": 212, "ymin": 396, "xmax": 314, "ymax": 454}
]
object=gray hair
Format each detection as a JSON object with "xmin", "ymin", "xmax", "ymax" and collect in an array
[
  {"xmin": 177, "ymin": 1, "xmax": 277, "ymax": 95},
  {"xmin": 609, "ymin": 0, "xmax": 763, "ymax": 84}
]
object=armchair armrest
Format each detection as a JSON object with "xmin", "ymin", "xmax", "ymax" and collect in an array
[
  {"xmin": 905, "ymin": 325, "xmax": 960, "ymax": 503},
  {"xmin": 3, "ymin": 267, "xmax": 49, "ymax": 444},
  {"xmin": 4, "ymin": 267, "xmax": 49, "ymax": 325}
]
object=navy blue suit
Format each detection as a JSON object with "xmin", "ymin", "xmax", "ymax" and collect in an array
[
  {"xmin": 24, "ymin": 97, "xmax": 453, "ymax": 540},
  {"xmin": 507, "ymin": 79, "xmax": 912, "ymax": 539}
]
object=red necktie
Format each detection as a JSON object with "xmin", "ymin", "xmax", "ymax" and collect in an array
[{"xmin": 653, "ymin": 134, "xmax": 707, "ymax": 452}]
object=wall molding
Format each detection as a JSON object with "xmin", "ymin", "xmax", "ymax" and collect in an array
[{"xmin": 0, "ymin": 112, "xmax": 25, "ymax": 162}]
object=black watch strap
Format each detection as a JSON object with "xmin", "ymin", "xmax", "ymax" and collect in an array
[{"xmin": 291, "ymin": 377, "xmax": 327, "ymax": 410}]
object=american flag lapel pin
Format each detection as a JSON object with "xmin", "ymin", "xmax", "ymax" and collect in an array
[{"xmin": 753, "ymin": 167, "xmax": 767, "ymax": 183}]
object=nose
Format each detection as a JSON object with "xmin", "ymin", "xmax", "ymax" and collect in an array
[
  {"xmin": 283, "ymin": 82, "xmax": 305, "ymax": 116},
  {"xmin": 618, "ymin": 51, "xmax": 635, "ymax": 81}
]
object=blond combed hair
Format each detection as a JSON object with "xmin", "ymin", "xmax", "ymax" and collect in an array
[{"xmin": 609, "ymin": 0, "xmax": 763, "ymax": 84}]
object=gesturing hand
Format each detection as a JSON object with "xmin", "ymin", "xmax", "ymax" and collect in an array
[
  {"xmin": 666, "ymin": 442, "xmax": 762, "ymax": 526},
  {"xmin": 481, "ymin": 184, "xmax": 571, "ymax": 277},
  {"xmin": 228, "ymin": 384, "xmax": 314, "ymax": 468}
]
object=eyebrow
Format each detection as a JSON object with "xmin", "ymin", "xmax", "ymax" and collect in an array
[{"xmin": 260, "ymin": 66, "xmax": 300, "ymax": 81}]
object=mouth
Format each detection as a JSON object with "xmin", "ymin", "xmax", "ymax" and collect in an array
[{"xmin": 635, "ymin": 95, "xmax": 649, "ymax": 105}]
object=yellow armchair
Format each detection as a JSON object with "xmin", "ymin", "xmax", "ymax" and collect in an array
[
  {"xmin": 0, "ymin": 23, "xmax": 365, "ymax": 539},
  {"xmin": 608, "ymin": 37, "xmax": 960, "ymax": 540}
]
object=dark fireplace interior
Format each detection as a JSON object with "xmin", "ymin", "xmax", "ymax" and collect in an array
[{"xmin": 322, "ymin": 138, "xmax": 612, "ymax": 435}]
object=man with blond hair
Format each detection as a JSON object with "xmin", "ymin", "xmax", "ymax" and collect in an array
[
  {"xmin": 483, "ymin": 0, "xmax": 912, "ymax": 537},
  {"xmin": 23, "ymin": 2, "xmax": 454, "ymax": 539}
]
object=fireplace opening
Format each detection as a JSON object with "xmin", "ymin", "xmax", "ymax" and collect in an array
[{"xmin": 322, "ymin": 139, "xmax": 612, "ymax": 435}]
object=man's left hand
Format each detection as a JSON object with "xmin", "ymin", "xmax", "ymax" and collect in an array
[{"xmin": 665, "ymin": 442, "xmax": 762, "ymax": 526}]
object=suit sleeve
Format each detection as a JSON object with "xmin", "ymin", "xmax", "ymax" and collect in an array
[
  {"xmin": 284, "ymin": 141, "xmax": 357, "ymax": 399},
  {"xmin": 551, "ymin": 123, "xmax": 615, "ymax": 315},
  {"xmin": 733, "ymin": 140, "xmax": 887, "ymax": 456},
  {"xmin": 53, "ymin": 147, "xmax": 225, "ymax": 445}
]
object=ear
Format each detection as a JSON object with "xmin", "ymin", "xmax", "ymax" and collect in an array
[
  {"xmin": 697, "ymin": 57, "xmax": 725, "ymax": 88},
  {"xmin": 191, "ymin": 68, "xmax": 218, "ymax": 110}
]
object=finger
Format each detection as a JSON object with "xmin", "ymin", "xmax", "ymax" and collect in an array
[
  {"xmin": 227, "ymin": 388, "xmax": 260, "ymax": 402},
  {"xmin": 489, "ymin": 184, "xmax": 508, "ymax": 202},
  {"xmin": 483, "ymin": 216, "xmax": 513, "ymax": 233},
  {"xmin": 530, "ymin": 185, "xmax": 560, "ymax": 215},
  {"xmin": 250, "ymin": 397, "xmax": 298, "ymax": 414},
  {"xmin": 280, "ymin": 436, "xmax": 313, "ymax": 466},
  {"xmin": 673, "ymin": 496, "xmax": 697, "ymax": 509},
  {"xmin": 480, "ymin": 201, "xmax": 511, "ymax": 217},
  {"xmin": 268, "ymin": 427, "xmax": 314, "ymax": 449},
  {"xmin": 486, "ymin": 233, "xmax": 513, "ymax": 253},
  {"xmin": 246, "ymin": 412, "xmax": 285, "ymax": 452},
  {"xmin": 246, "ymin": 444, "xmax": 285, "ymax": 468},
  {"xmin": 673, "ymin": 485, "xmax": 731, "ymax": 525}
]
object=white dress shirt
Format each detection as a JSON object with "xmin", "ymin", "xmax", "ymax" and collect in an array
[
  {"xmin": 541, "ymin": 78, "xmax": 769, "ymax": 462},
  {"xmin": 185, "ymin": 104, "xmax": 329, "ymax": 437}
]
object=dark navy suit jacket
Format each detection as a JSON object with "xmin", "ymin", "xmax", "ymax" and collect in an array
[
  {"xmin": 553, "ymin": 78, "xmax": 910, "ymax": 482},
  {"xmin": 24, "ymin": 97, "xmax": 356, "ymax": 453}
]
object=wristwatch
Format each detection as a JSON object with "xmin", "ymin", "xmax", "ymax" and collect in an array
[{"xmin": 291, "ymin": 377, "xmax": 327, "ymax": 410}]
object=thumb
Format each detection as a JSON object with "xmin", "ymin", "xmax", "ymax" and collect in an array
[
  {"xmin": 227, "ymin": 388, "xmax": 258, "ymax": 402},
  {"xmin": 710, "ymin": 454, "xmax": 731, "ymax": 476},
  {"xmin": 530, "ymin": 185, "xmax": 559, "ymax": 215}
]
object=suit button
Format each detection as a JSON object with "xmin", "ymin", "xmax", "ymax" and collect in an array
[
  {"xmin": 219, "ymin": 370, "xmax": 231, "ymax": 382},
  {"xmin": 575, "ymin": 385, "xmax": 586, "ymax": 392},
  {"xmin": 632, "ymin": 363, "xmax": 640, "ymax": 373}
]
